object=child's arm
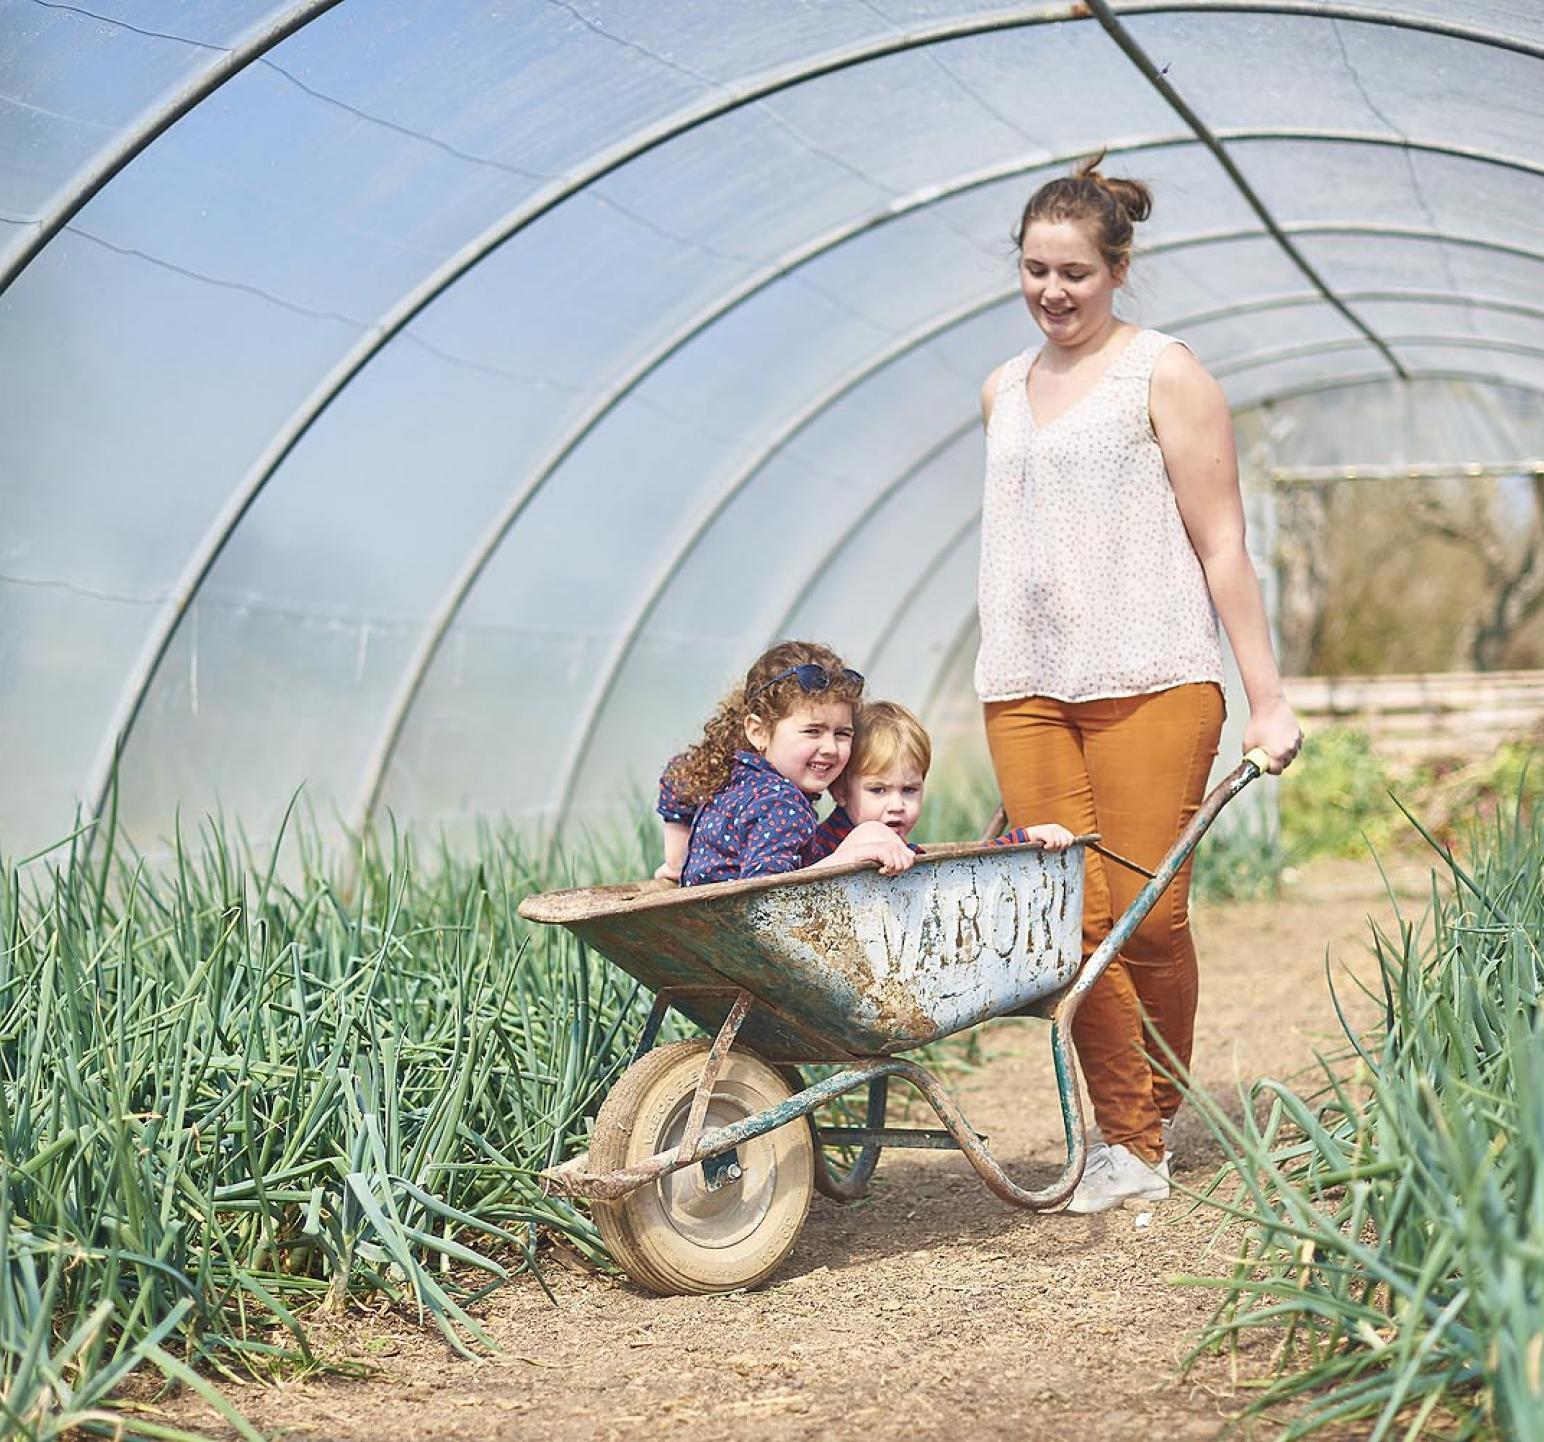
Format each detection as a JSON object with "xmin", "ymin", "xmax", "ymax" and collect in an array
[
  {"xmin": 805, "ymin": 805, "xmax": 854, "ymax": 863},
  {"xmin": 810, "ymin": 820, "xmax": 917, "ymax": 876},
  {"xmin": 656, "ymin": 821, "xmax": 690, "ymax": 882},
  {"xmin": 656, "ymin": 762, "xmax": 696, "ymax": 881},
  {"xmin": 991, "ymin": 823, "xmax": 1076, "ymax": 851}
]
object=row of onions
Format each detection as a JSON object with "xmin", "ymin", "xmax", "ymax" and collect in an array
[
  {"xmin": 0, "ymin": 807, "xmax": 657, "ymax": 1438},
  {"xmin": 1187, "ymin": 794, "xmax": 1544, "ymax": 1439}
]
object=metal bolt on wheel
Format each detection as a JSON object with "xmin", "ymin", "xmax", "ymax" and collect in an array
[{"xmin": 589, "ymin": 1040, "xmax": 814, "ymax": 1295}]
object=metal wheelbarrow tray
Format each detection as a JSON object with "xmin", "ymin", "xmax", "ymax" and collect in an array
[{"xmin": 518, "ymin": 752, "xmax": 1270, "ymax": 1294}]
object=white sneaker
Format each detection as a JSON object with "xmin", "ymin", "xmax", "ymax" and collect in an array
[
  {"xmin": 1091, "ymin": 1121, "xmax": 1172, "ymax": 1168},
  {"xmin": 1066, "ymin": 1143, "xmax": 1170, "ymax": 1214}
]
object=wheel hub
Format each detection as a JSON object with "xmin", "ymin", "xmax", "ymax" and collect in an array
[{"xmin": 656, "ymin": 1094, "xmax": 775, "ymax": 1248}]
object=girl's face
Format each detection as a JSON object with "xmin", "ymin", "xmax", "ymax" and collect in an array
[
  {"xmin": 1019, "ymin": 218, "xmax": 1124, "ymax": 346},
  {"xmin": 841, "ymin": 765, "xmax": 926, "ymax": 840},
  {"xmin": 745, "ymin": 700, "xmax": 854, "ymax": 797}
]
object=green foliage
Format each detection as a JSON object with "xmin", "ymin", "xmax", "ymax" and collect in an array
[
  {"xmin": 1190, "ymin": 806, "xmax": 1283, "ymax": 903},
  {"xmin": 1275, "ymin": 727, "xmax": 1544, "ymax": 863},
  {"xmin": 1277, "ymin": 726, "xmax": 1403, "ymax": 861},
  {"xmin": 1182, "ymin": 787, "xmax": 1544, "ymax": 1439},
  {"xmin": 1391, "ymin": 742, "xmax": 1544, "ymax": 852},
  {"xmin": 0, "ymin": 809, "xmax": 662, "ymax": 1439},
  {"xmin": 916, "ymin": 764, "xmax": 1001, "ymax": 844}
]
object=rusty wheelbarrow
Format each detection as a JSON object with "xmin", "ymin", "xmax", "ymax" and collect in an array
[{"xmin": 517, "ymin": 750, "xmax": 1273, "ymax": 1294}]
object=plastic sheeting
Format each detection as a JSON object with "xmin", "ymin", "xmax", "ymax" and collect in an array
[{"xmin": 3, "ymin": 1, "xmax": 1543, "ymax": 857}]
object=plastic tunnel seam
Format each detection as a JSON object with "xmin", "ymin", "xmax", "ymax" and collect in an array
[
  {"xmin": 0, "ymin": 0, "xmax": 345, "ymax": 297},
  {"xmin": 1085, "ymin": 0, "xmax": 1408, "ymax": 379}
]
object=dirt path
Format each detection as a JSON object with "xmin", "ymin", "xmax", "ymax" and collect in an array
[{"xmin": 160, "ymin": 857, "xmax": 1433, "ymax": 1441}]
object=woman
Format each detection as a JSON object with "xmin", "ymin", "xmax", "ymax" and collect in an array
[{"xmin": 977, "ymin": 155, "xmax": 1302, "ymax": 1213}]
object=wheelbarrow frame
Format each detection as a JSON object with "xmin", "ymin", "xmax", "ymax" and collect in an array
[{"xmin": 538, "ymin": 750, "xmax": 1272, "ymax": 1213}]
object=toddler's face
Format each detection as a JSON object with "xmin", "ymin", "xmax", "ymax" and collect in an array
[
  {"xmin": 747, "ymin": 701, "xmax": 854, "ymax": 797},
  {"xmin": 842, "ymin": 765, "xmax": 925, "ymax": 840}
]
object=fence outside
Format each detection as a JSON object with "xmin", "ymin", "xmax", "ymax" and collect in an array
[{"xmin": 1284, "ymin": 670, "xmax": 1544, "ymax": 764}]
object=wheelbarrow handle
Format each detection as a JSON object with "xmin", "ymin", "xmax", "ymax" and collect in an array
[{"xmin": 1052, "ymin": 750, "xmax": 1274, "ymax": 1033}]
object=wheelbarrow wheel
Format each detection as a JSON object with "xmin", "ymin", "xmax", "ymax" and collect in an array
[{"xmin": 590, "ymin": 1039, "xmax": 814, "ymax": 1295}]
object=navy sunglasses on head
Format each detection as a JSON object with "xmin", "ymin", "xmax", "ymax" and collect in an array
[{"xmin": 746, "ymin": 663, "xmax": 864, "ymax": 705}]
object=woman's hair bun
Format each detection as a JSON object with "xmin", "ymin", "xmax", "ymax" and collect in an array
[
  {"xmin": 1013, "ymin": 149, "xmax": 1153, "ymax": 271},
  {"xmin": 1075, "ymin": 152, "xmax": 1152, "ymax": 224}
]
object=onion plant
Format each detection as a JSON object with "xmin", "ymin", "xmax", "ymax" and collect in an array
[
  {"xmin": 1183, "ymin": 788, "xmax": 1544, "ymax": 1439},
  {"xmin": 0, "ymin": 804, "xmax": 658, "ymax": 1438}
]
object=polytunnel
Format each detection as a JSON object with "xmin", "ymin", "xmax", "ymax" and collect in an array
[{"xmin": 4, "ymin": 0, "xmax": 1544, "ymax": 861}]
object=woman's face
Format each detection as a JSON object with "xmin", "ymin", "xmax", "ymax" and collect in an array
[{"xmin": 1019, "ymin": 218, "xmax": 1125, "ymax": 346}]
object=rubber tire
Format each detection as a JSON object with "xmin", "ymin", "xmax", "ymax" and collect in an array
[{"xmin": 590, "ymin": 1040, "xmax": 814, "ymax": 1295}]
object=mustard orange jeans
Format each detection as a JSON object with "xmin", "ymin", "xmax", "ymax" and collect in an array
[{"xmin": 984, "ymin": 683, "xmax": 1224, "ymax": 1164}]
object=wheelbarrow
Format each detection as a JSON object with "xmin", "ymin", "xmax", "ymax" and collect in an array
[{"xmin": 517, "ymin": 750, "xmax": 1273, "ymax": 1294}]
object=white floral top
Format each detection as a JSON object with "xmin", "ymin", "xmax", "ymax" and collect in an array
[{"xmin": 975, "ymin": 328, "xmax": 1225, "ymax": 703}]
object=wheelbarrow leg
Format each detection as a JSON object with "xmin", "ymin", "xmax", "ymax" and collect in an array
[
  {"xmin": 878, "ymin": 1039, "xmax": 1088, "ymax": 1211},
  {"xmin": 677, "ymin": 990, "xmax": 753, "ymax": 1157},
  {"xmin": 800, "ymin": 1074, "xmax": 887, "ymax": 1202}
]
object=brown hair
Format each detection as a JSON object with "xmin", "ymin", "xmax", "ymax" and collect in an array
[
  {"xmin": 662, "ymin": 639, "xmax": 864, "ymax": 807},
  {"xmin": 849, "ymin": 700, "xmax": 931, "ymax": 781},
  {"xmin": 1012, "ymin": 150, "xmax": 1152, "ymax": 275}
]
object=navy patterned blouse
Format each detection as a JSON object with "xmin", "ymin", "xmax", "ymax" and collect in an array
[
  {"xmin": 658, "ymin": 750, "xmax": 825, "ymax": 886},
  {"xmin": 660, "ymin": 769, "xmax": 1047, "ymax": 886}
]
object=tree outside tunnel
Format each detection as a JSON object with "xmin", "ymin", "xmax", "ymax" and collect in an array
[{"xmin": 1273, "ymin": 461, "xmax": 1544, "ymax": 674}]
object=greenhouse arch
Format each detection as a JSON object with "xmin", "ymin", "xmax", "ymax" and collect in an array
[{"xmin": 5, "ymin": 0, "xmax": 1544, "ymax": 857}]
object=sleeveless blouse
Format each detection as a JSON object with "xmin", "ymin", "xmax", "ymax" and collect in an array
[{"xmin": 974, "ymin": 328, "xmax": 1225, "ymax": 704}]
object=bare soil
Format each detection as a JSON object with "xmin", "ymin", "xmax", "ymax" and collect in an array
[{"xmin": 153, "ymin": 857, "xmax": 1440, "ymax": 1442}]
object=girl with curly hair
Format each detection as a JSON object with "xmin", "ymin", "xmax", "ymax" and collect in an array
[{"xmin": 656, "ymin": 640, "xmax": 915, "ymax": 887}]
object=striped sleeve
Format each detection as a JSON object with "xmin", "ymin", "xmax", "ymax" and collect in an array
[{"xmin": 807, "ymin": 805, "xmax": 855, "ymax": 861}]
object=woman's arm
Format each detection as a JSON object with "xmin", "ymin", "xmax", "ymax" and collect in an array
[
  {"xmin": 979, "ymin": 362, "xmax": 1006, "ymax": 429},
  {"xmin": 1150, "ymin": 345, "xmax": 1303, "ymax": 773}
]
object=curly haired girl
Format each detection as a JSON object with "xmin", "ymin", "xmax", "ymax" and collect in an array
[{"xmin": 657, "ymin": 640, "xmax": 915, "ymax": 886}]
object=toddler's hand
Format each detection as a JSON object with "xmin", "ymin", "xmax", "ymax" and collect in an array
[
  {"xmin": 826, "ymin": 820, "xmax": 917, "ymax": 876},
  {"xmin": 868, "ymin": 832, "xmax": 916, "ymax": 876},
  {"xmin": 653, "ymin": 860, "xmax": 682, "ymax": 882},
  {"xmin": 848, "ymin": 820, "xmax": 916, "ymax": 876},
  {"xmin": 1023, "ymin": 823, "xmax": 1075, "ymax": 851}
]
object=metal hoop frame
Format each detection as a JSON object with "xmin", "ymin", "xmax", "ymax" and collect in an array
[
  {"xmin": 18, "ymin": 2, "xmax": 1540, "ymax": 833},
  {"xmin": 0, "ymin": 0, "xmax": 346, "ymax": 298},
  {"xmin": 539, "ymin": 244, "xmax": 1544, "ymax": 827},
  {"xmin": 337, "ymin": 125, "xmax": 1544, "ymax": 829}
]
